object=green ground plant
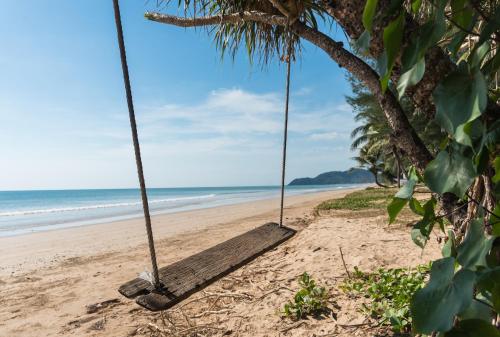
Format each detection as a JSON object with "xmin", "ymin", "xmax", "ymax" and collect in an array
[
  {"xmin": 282, "ymin": 272, "xmax": 329, "ymax": 320},
  {"xmin": 340, "ymin": 265, "xmax": 430, "ymax": 333},
  {"xmin": 316, "ymin": 188, "xmax": 398, "ymax": 211}
]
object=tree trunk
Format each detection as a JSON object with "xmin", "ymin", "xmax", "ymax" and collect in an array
[{"xmin": 373, "ymin": 171, "xmax": 390, "ymax": 188}]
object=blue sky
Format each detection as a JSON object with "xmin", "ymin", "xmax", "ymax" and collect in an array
[{"xmin": 0, "ymin": 1, "xmax": 357, "ymax": 190}]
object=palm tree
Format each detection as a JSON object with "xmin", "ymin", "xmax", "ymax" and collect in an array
[
  {"xmin": 346, "ymin": 75, "xmax": 444, "ymax": 188},
  {"xmin": 352, "ymin": 147, "xmax": 393, "ymax": 188},
  {"xmin": 347, "ymin": 76, "xmax": 403, "ymax": 186}
]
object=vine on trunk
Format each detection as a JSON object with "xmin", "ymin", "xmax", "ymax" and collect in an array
[{"xmin": 373, "ymin": 0, "xmax": 500, "ymax": 335}]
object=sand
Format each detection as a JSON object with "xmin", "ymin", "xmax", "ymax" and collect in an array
[{"xmin": 0, "ymin": 187, "xmax": 440, "ymax": 336}]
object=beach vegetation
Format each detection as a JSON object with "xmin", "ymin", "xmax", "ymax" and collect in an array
[
  {"xmin": 316, "ymin": 187, "xmax": 398, "ymax": 211},
  {"xmin": 282, "ymin": 272, "xmax": 330, "ymax": 320},
  {"xmin": 340, "ymin": 265, "xmax": 430, "ymax": 333}
]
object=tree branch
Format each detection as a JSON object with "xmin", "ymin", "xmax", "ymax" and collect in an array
[
  {"xmin": 266, "ymin": 0, "xmax": 290, "ymax": 19},
  {"xmin": 145, "ymin": 11, "xmax": 287, "ymax": 27}
]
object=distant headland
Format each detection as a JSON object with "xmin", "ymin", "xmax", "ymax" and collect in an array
[{"xmin": 289, "ymin": 168, "xmax": 374, "ymax": 185}]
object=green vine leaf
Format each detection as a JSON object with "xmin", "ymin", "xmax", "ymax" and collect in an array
[
  {"xmin": 442, "ymin": 230, "xmax": 456, "ymax": 258},
  {"xmin": 450, "ymin": 0, "xmax": 473, "ymax": 30},
  {"xmin": 457, "ymin": 219, "xmax": 494, "ymax": 270},
  {"xmin": 492, "ymin": 203, "xmax": 500, "ymax": 236},
  {"xmin": 479, "ymin": 7, "xmax": 500, "ymax": 45},
  {"xmin": 381, "ymin": 13, "xmax": 405, "ymax": 91},
  {"xmin": 354, "ymin": 30, "xmax": 371, "ymax": 55},
  {"xmin": 409, "ymin": 198, "xmax": 425, "ymax": 216},
  {"xmin": 395, "ymin": 179, "xmax": 417, "ymax": 199},
  {"xmin": 411, "ymin": 0, "xmax": 422, "ymax": 13},
  {"xmin": 469, "ymin": 42, "xmax": 491, "ymax": 70},
  {"xmin": 484, "ymin": 121, "xmax": 500, "ymax": 151},
  {"xmin": 458, "ymin": 298, "xmax": 494, "ymax": 322},
  {"xmin": 362, "ymin": 0, "xmax": 378, "ymax": 32},
  {"xmin": 482, "ymin": 48, "xmax": 500, "ymax": 76},
  {"xmin": 410, "ymin": 198, "xmax": 437, "ymax": 248},
  {"xmin": 388, "ymin": 197, "xmax": 407, "ymax": 224},
  {"xmin": 493, "ymin": 157, "xmax": 500, "ymax": 184},
  {"xmin": 401, "ymin": 8, "xmax": 445, "ymax": 71},
  {"xmin": 476, "ymin": 268, "xmax": 500, "ymax": 313},
  {"xmin": 424, "ymin": 144, "xmax": 477, "ymax": 197},
  {"xmin": 433, "ymin": 63, "xmax": 487, "ymax": 136},
  {"xmin": 411, "ymin": 257, "xmax": 475, "ymax": 334},
  {"xmin": 443, "ymin": 319, "xmax": 500, "ymax": 337},
  {"xmin": 397, "ymin": 57, "xmax": 425, "ymax": 99},
  {"xmin": 411, "ymin": 219, "xmax": 434, "ymax": 248}
]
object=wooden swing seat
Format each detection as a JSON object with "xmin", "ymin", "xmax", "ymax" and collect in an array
[{"xmin": 118, "ymin": 222, "xmax": 295, "ymax": 311}]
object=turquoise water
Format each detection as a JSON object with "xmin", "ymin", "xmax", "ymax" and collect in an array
[{"xmin": 0, "ymin": 184, "xmax": 360, "ymax": 237}]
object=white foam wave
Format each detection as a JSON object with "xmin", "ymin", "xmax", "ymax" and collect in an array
[{"xmin": 0, "ymin": 194, "xmax": 216, "ymax": 217}]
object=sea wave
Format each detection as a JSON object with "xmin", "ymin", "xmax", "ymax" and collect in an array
[{"xmin": 0, "ymin": 194, "xmax": 216, "ymax": 217}]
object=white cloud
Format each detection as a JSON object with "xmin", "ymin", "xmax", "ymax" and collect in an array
[
  {"xmin": 132, "ymin": 88, "xmax": 356, "ymax": 141},
  {"xmin": 73, "ymin": 87, "xmax": 358, "ymax": 159},
  {"xmin": 309, "ymin": 131, "xmax": 339, "ymax": 141},
  {"xmin": 18, "ymin": 87, "xmax": 358, "ymax": 189}
]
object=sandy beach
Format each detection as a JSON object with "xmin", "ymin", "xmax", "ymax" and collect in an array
[{"xmin": 0, "ymin": 186, "xmax": 440, "ymax": 336}]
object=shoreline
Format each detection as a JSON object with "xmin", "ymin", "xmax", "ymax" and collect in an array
[
  {"xmin": 0, "ymin": 187, "xmax": 361, "ymax": 277},
  {"xmin": 0, "ymin": 184, "xmax": 367, "ymax": 238}
]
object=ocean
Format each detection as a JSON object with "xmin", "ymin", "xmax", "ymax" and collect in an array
[{"xmin": 0, "ymin": 184, "xmax": 360, "ymax": 237}]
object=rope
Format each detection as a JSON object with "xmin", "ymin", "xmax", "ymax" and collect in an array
[
  {"xmin": 112, "ymin": 0, "xmax": 161, "ymax": 289},
  {"xmin": 279, "ymin": 29, "xmax": 293, "ymax": 227}
]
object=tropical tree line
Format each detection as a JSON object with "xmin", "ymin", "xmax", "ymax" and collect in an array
[{"xmin": 143, "ymin": 0, "xmax": 499, "ymax": 335}]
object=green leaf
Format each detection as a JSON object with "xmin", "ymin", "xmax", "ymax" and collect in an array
[
  {"xmin": 401, "ymin": 11, "xmax": 445, "ymax": 71},
  {"xmin": 411, "ymin": 0, "xmax": 422, "ymax": 13},
  {"xmin": 477, "ymin": 268, "xmax": 500, "ymax": 312},
  {"xmin": 455, "ymin": 129, "xmax": 473, "ymax": 150},
  {"xmin": 411, "ymin": 219, "xmax": 434, "ymax": 248},
  {"xmin": 451, "ymin": 0, "xmax": 473, "ymax": 29},
  {"xmin": 409, "ymin": 198, "xmax": 425, "ymax": 216},
  {"xmin": 362, "ymin": 0, "xmax": 379, "ymax": 32},
  {"xmin": 482, "ymin": 46, "xmax": 500, "ymax": 76},
  {"xmin": 458, "ymin": 299, "xmax": 493, "ymax": 322},
  {"xmin": 479, "ymin": 7, "xmax": 500, "ymax": 45},
  {"xmin": 448, "ymin": 29, "xmax": 469, "ymax": 55},
  {"xmin": 411, "ymin": 198, "xmax": 437, "ymax": 248},
  {"xmin": 457, "ymin": 219, "xmax": 494, "ymax": 270},
  {"xmin": 492, "ymin": 203, "xmax": 500, "ymax": 236},
  {"xmin": 397, "ymin": 57, "xmax": 425, "ymax": 99},
  {"xmin": 411, "ymin": 257, "xmax": 475, "ymax": 334},
  {"xmin": 354, "ymin": 30, "xmax": 371, "ymax": 55},
  {"xmin": 433, "ymin": 64, "xmax": 487, "ymax": 136},
  {"xmin": 395, "ymin": 179, "xmax": 417, "ymax": 199},
  {"xmin": 388, "ymin": 197, "xmax": 407, "ymax": 224},
  {"xmin": 484, "ymin": 121, "xmax": 500, "ymax": 151},
  {"xmin": 474, "ymin": 150, "xmax": 489, "ymax": 176},
  {"xmin": 442, "ymin": 230, "xmax": 456, "ymax": 258},
  {"xmin": 424, "ymin": 145, "xmax": 477, "ymax": 197},
  {"xmin": 469, "ymin": 42, "xmax": 491, "ymax": 70},
  {"xmin": 381, "ymin": 13, "xmax": 404, "ymax": 91},
  {"xmin": 443, "ymin": 319, "xmax": 500, "ymax": 337},
  {"xmin": 493, "ymin": 157, "xmax": 500, "ymax": 184}
]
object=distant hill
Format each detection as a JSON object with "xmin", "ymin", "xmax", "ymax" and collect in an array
[{"xmin": 289, "ymin": 168, "xmax": 374, "ymax": 185}]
